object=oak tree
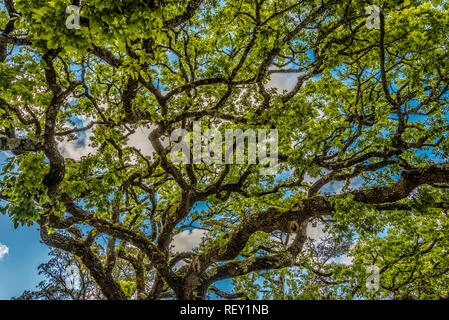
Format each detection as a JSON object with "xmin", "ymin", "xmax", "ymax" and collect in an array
[{"xmin": 1, "ymin": 0, "xmax": 449, "ymax": 299}]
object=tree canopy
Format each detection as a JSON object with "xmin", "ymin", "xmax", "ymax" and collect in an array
[
  {"xmin": 13, "ymin": 248, "xmax": 103, "ymax": 300},
  {"xmin": 1, "ymin": 0, "xmax": 449, "ymax": 300}
]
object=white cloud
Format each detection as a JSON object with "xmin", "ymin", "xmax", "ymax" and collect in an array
[
  {"xmin": 267, "ymin": 72, "xmax": 300, "ymax": 92},
  {"xmin": 127, "ymin": 125, "xmax": 157, "ymax": 157},
  {"xmin": 0, "ymin": 243, "xmax": 9, "ymax": 260},
  {"xmin": 58, "ymin": 121, "xmax": 161, "ymax": 161},
  {"xmin": 58, "ymin": 116, "xmax": 97, "ymax": 160},
  {"xmin": 306, "ymin": 220, "xmax": 326, "ymax": 241},
  {"xmin": 303, "ymin": 173, "xmax": 320, "ymax": 185},
  {"xmin": 5, "ymin": 96, "xmax": 161, "ymax": 164},
  {"xmin": 170, "ymin": 229, "xmax": 209, "ymax": 254},
  {"xmin": 338, "ymin": 254, "xmax": 354, "ymax": 266},
  {"xmin": 59, "ymin": 135, "xmax": 97, "ymax": 160}
]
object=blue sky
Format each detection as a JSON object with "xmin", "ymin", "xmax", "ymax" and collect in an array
[
  {"xmin": 0, "ymin": 51, "xmax": 49, "ymax": 301},
  {"xmin": 0, "ymin": 150, "xmax": 50, "ymax": 300},
  {"xmin": 0, "ymin": 214, "xmax": 49, "ymax": 300}
]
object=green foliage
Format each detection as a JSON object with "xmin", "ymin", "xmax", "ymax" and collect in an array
[
  {"xmin": 1, "ymin": 0, "xmax": 449, "ymax": 300},
  {"xmin": 0, "ymin": 152, "xmax": 49, "ymax": 227}
]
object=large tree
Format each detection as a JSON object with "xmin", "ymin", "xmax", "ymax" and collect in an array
[
  {"xmin": 13, "ymin": 248, "xmax": 103, "ymax": 300},
  {"xmin": 13, "ymin": 248, "xmax": 144, "ymax": 300},
  {"xmin": 1, "ymin": 0, "xmax": 449, "ymax": 300}
]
